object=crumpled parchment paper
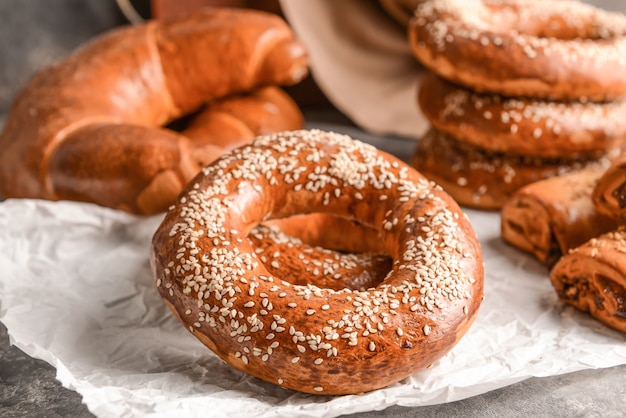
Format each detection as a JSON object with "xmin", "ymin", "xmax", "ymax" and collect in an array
[{"xmin": 1, "ymin": 191, "xmax": 625, "ymax": 417}]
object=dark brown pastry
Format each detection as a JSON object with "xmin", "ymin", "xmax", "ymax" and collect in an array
[
  {"xmin": 550, "ymin": 227, "xmax": 626, "ymax": 334},
  {"xmin": 501, "ymin": 168, "xmax": 620, "ymax": 266},
  {"xmin": 592, "ymin": 153, "xmax": 626, "ymax": 220}
]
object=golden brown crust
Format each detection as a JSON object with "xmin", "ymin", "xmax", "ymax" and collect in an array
[
  {"xmin": 0, "ymin": 8, "xmax": 308, "ymax": 215},
  {"xmin": 500, "ymin": 168, "xmax": 620, "ymax": 267},
  {"xmin": 592, "ymin": 153, "xmax": 626, "ymax": 220},
  {"xmin": 150, "ymin": 129, "xmax": 484, "ymax": 395},
  {"xmin": 411, "ymin": 129, "xmax": 617, "ymax": 210},
  {"xmin": 155, "ymin": 9, "xmax": 307, "ymax": 113},
  {"xmin": 409, "ymin": 0, "xmax": 626, "ymax": 101},
  {"xmin": 418, "ymin": 73, "xmax": 626, "ymax": 158},
  {"xmin": 550, "ymin": 227, "xmax": 626, "ymax": 334}
]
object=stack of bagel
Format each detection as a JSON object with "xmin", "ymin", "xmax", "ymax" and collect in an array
[{"xmin": 407, "ymin": 0, "xmax": 626, "ymax": 210}]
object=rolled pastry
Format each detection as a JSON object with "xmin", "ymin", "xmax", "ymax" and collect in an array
[
  {"xmin": 592, "ymin": 153, "xmax": 626, "ymax": 220},
  {"xmin": 501, "ymin": 168, "xmax": 620, "ymax": 267},
  {"xmin": 550, "ymin": 228, "xmax": 626, "ymax": 334}
]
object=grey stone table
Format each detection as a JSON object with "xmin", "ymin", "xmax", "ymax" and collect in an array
[{"xmin": 0, "ymin": 1, "xmax": 625, "ymax": 417}]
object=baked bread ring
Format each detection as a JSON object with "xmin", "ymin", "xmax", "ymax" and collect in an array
[
  {"xmin": 550, "ymin": 228, "xmax": 626, "ymax": 334},
  {"xmin": 409, "ymin": 0, "xmax": 626, "ymax": 101},
  {"xmin": 0, "ymin": 8, "xmax": 308, "ymax": 215},
  {"xmin": 259, "ymin": 212, "xmax": 390, "ymax": 292},
  {"xmin": 411, "ymin": 129, "xmax": 619, "ymax": 210},
  {"xmin": 419, "ymin": 73, "xmax": 626, "ymax": 158},
  {"xmin": 151, "ymin": 129, "xmax": 484, "ymax": 395}
]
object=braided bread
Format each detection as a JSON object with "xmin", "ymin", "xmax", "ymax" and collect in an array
[
  {"xmin": 551, "ymin": 228, "xmax": 626, "ymax": 334},
  {"xmin": 0, "ymin": 8, "xmax": 308, "ymax": 215},
  {"xmin": 151, "ymin": 129, "xmax": 484, "ymax": 394}
]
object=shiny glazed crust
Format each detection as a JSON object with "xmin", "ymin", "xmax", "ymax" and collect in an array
[
  {"xmin": 411, "ymin": 129, "xmax": 617, "ymax": 210},
  {"xmin": 418, "ymin": 73, "xmax": 626, "ymax": 158},
  {"xmin": 0, "ymin": 8, "xmax": 308, "ymax": 215},
  {"xmin": 409, "ymin": 0, "xmax": 626, "ymax": 100},
  {"xmin": 150, "ymin": 129, "xmax": 484, "ymax": 395},
  {"xmin": 550, "ymin": 228, "xmax": 626, "ymax": 334},
  {"xmin": 500, "ymin": 168, "xmax": 620, "ymax": 267}
]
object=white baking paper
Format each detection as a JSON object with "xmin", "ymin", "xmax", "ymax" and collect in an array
[{"xmin": 1, "ymin": 186, "xmax": 625, "ymax": 417}]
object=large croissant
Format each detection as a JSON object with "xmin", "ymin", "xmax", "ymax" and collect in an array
[{"xmin": 0, "ymin": 8, "xmax": 308, "ymax": 215}]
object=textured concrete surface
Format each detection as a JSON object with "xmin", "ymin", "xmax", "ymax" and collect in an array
[
  {"xmin": 0, "ymin": 0, "xmax": 626, "ymax": 417},
  {"xmin": 0, "ymin": 323, "xmax": 92, "ymax": 418}
]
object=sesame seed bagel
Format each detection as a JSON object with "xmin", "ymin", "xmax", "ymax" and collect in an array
[
  {"xmin": 419, "ymin": 73, "xmax": 626, "ymax": 159},
  {"xmin": 150, "ymin": 129, "xmax": 484, "ymax": 395},
  {"xmin": 379, "ymin": 0, "xmax": 425, "ymax": 27},
  {"xmin": 409, "ymin": 0, "xmax": 626, "ymax": 101},
  {"xmin": 411, "ymin": 129, "xmax": 619, "ymax": 210}
]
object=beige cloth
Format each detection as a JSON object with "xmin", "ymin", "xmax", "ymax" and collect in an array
[{"xmin": 279, "ymin": 0, "xmax": 428, "ymax": 139}]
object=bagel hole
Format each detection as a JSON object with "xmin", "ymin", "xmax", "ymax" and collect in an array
[
  {"xmin": 162, "ymin": 93, "xmax": 255, "ymax": 147},
  {"xmin": 256, "ymin": 213, "xmax": 392, "ymax": 291}
]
